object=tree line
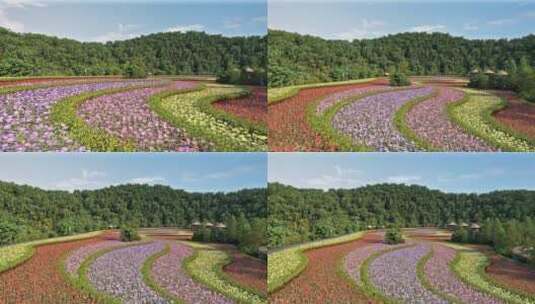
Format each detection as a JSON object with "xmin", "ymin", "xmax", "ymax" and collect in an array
[
  {"xmin": 268, "ymin": 30, "xmax": 535, "ymax": 87},
  {"xmin": 268, "ymin": 183, "xmax": 535, "ymax": 248},
  {"xmin": 0, "ymin": 27, "xmax": 266, "ymax": 84},
  {"xmin": 0, "ymin": 181, "xmax": 266, "ymax": 247}
]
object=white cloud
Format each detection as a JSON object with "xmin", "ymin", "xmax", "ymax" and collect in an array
[
  {"xmin": 333, "ymin": 18, "xmax": 386, "ymax": 40},
  {"xmin": 54, "ymin": 170, "xmax": 108, "ymax": 191},
  {"xmin": 409, "ymin": 24, "xmax": 447, "ymax": 33},
  {"xmin": 181, "ymin": 166, "xmax": 256, "ymax": 183},
  {"xmin": 127, "ymin": 176, "xmax": 167, "ymax": 185},
  {"xmin": 0, "ymin": 0, "xmax": 46, "ymax": 8},
  {"xmin": 92, "ymin": 23, "xmax": 141, "ymax": 42},
  {"xmin": 463, "ymin": 23, "xmax": 479, "ymax": 31},
  {"xmin": 438, "ymin": 168, "xmax": 505, "ymax": 182},
  {"xmin": 223, "ymin": 19, "xmax": 241, "ymax": 29},
  {"xmin": 487, "ymin": 18, "xmax": 515, "ymax": 26},
  {"xmin": 0, "ymin": 9, "xmax": 24, "ymax": 31},
  {"xmin": 166, "ymin": 24, "xmax": 205, "ymax": 33},
  {"xmin": 386, "ymin": 175, "xmax": 422, "ymax": 184}
]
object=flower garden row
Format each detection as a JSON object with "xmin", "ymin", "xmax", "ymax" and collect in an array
[
  {"xmin": 0, "ymin": 78, "xmax": 267, "ymax": 152},
  {"xmin": 268, "ymin": 78, "xmax": 535, "ymax": 152},
  {"xmin": 0, "ymin": 231, "xmax": 267, "ymax": 304},
  {"xmin": 267, "ymin": 230, "xmax": 535, "ymax": 304}
]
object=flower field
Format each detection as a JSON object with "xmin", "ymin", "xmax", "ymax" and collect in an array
[
  {"xmin": 213, "ymin": 86, "xmax": 267, "ymax": 125},
  {"xmin": 269, "ymin": 229, "xmax": 535, "ymax": 304},
  {"xmin": 0, "ymin": 230, "xmax": 267, "ymax": 304}
]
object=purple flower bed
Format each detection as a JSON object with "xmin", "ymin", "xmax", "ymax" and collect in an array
[
  {"xmin": 78, "ymin": 81, "xmax": 200, "ymax": 152},
  {"xmin": 87, "ymin": 241, "xmax": 168, "ymax": 304},
  {"xmin": 152, "ymin": 242, "xmax": 233, "ymax": 304},
  {"xmin": 0, "ymin": 80, "xmax": 149, "ymax": 151},
  {"xmin": 332, "ymin": 87, "xmax": 433, "ymax": 151},
  {"xmin": 369, "ymin": 243, "xmax": 448, "ymax": 303},
  {"xmin": 406, "ymin": 87, "xmax": 495, "ymax": 151},
  {"xmin": 316, "ymin": 85, "xmax": 390, "ymax": 115},
  {"xmin": 425, "ymin": 244, "xmax": 500, "ymax": 303},
  {"xmin": 65, "ymin": 240, "xmax": 123, "ymax": 275},
  {"xmin": 345, "ymin": 243, "xmax": 389, "ymax": 284}
]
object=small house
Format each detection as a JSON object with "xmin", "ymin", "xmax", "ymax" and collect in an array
[
  {"xmin": 470, "ymin": 68, "xmax": 480, "ymax": 74},
  {"xmin": 447, "ymin": 222, "xmax": 457, "ymax": 230},
  {"xmin": 460, "ymin": 222, "xmax": 469, "ymax": 229},
  {"xmin": 191, "ymin": 221, "xmax": 201, "ymax": 231},
  {"xmin": 469, "ymin": 223, "xmax": 481, "ymax": 231},
  {"xmin": 215, "ymin": 223, "xmax": 227, "ymax": 229},
  {"xmin": 483, "ymin": 69, "xmax": 495, "ymax": 75},
  {"xmin": 204, "ymin": 222, "xmax": 214, "ymax": 228},
  {"xmin": 497, "ymin": 70, "xmax": 509, "ymax": 76}
]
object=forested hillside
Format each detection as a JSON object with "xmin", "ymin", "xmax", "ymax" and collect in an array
[
  {"xmin": 0, "ymin": 181, "xmax": 266, "ymax": 244},
  {"xmin": 268, "ymin": 30, "xmax": 535, "ymax": 87},
  {"xmin": 0, "ymin": 27, "xmax": 266, "ymax": 77},
  {"xmin": 268, "ymin": 183, "xmax": 535, "ymax": 247}
]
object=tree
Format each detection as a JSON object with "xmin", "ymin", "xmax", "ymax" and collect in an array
[
  {"xmin": 120, "ymin": 227, "xmax": 140, "ymax": 242},
  {"xmin": 0, "ymin": 220, "xmax": 19, "ymax": 246},
  {"xmin": 385, "ymin": 227, "xmax": 405, "ymax": 244}
]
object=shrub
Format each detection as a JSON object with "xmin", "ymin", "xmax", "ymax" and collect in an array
[
  {"xmin": 451, "ymin": 228, "xmax": 469, "ymax": 243},
  {"xmin": 468, "ymin": 73, "xmax": 490, "ymax": 89},
  {"xmin": 120, "ymin": 227, "xmax": 141, "ymax": 242},
  {"xmin": 384, "ymin": 227, "xmax": 405, "ymax": 244},
  {"xmin": 0, "ymin": 221, "xmax": 19, "ymax": 246},
  {"xmin": 389, "ymin": 72, "xmax": 411, "ymax": 86},
  {"xmin": 124, "ymin": 64, "xmax": 147, "ymax": 79}
]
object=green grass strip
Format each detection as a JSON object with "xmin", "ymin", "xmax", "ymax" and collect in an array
[
  {"xmin": 195, "ymin": 86, "xmax": 267, "ymax": 135},
  {"xmin": 393, "ymin": 89, "xmax": 441, "ymax": 151},
  {"xmin": 268, "ymin": 78, "xmax": 378, "ymax": 104},
  {"xmin": 416, "ymin": 247, "xmax": 463, "ymax": 304},
  {"xmin": 268, "ymin": 231, "xmax": 365, "ymax": 293},
  {"xmin": 450, "ymin": 250, "xmax": 535, "ymax": 304},
  {"xmin": 447, "ymin": 89, "xmax": 535, "ymax": 152},
  {"xmin": 183, "ymin": 246, "xmax": 267, "ymax": 304},
  {"xmin": 359, "ymin": 244, "xmax": 415, "ymax": 304},
  {"xmin": 51, "ymin": 82, "xmax": 170, "ymax": 152},
  {"xmin": 141, "ymin": 244, "xmax": 184, "ymax": 304}
]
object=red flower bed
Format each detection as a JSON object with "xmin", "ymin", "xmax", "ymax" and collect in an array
[
  {"xmin": 269, "ymin": 232, "xmax": 381, "ymax": 304},
  {"xmin": 492, "ymin": 91, "xmax": 535, "ymax": 140},
  {"xmin": 213, "ymin": 86, "xmax": 267, "ymax": 124},
  {"xmin": 221, "ymin": 246, "xmax": 267, "ymax": 296},
  {"xmin": 268, "ymin": 80, "xmax": 387, "ymax": 151},
  {"xmin": 0, "ymin": 233, "xmax": 114, "ymax": 303},
  {"xmin": 486, "ymin": 253, "xmax": 535, "ymax": 295}
]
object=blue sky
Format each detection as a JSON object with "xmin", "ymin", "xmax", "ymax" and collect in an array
[
  {"xmin": 0, "ymin": 153, "xmax": 267, "ymax": 192},
  {"xmin": 269, "ymin": 153, "xmax": 535, "ymax": 193},
  {"xmin": 269, "ymin": 0, "xmax": 535, "ymax": 40},
  {"xmin": 0, "ymin": 0, "xmax": 266, "ymax": 42}
]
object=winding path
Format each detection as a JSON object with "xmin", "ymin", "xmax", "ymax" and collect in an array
[
  {"xmin": 78, "ymin": 81, "xmax": 201, "ymax": 151},
  {"xmin": 406, "ymin": 87, "xmax": 495, "ymax": 151},
  {"xmin": 332, "ymin": 87, "xmax": 433, "ymax": 151}
]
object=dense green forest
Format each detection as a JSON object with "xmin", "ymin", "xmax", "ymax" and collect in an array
[
  {"xmin": 268, "ymin": 183, "xmax": 535, "ymax": 248},
  {"xmin": 268, "ymin": 30, "xmax": 535, "ymax": 87},
  {"xmin": 0, "ymin": 27, "xmax": 266, "ymax": 83},
  {"xmin": 0, "ymin": 181, "xmax": 266, "ymax": 246}
]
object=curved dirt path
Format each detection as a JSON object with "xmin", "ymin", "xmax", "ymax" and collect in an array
[
  {"xmin": 269, "ymin": 231, "xmax": 381, "ymax": 304},
  {"xmin": 213, "ymin": 86, "xmax": 267, "ymax": 124},
  {"xmin": 0, "ymin": 233, "xmax": 112, "ymax": 303},
  {"xmin": 268, "ymin": 80, "xmax": 388, "ymax": 151},
  {"xmin": 151, "ymin": 242, "xmax": 233, "ymax": 304},
  {"xmin": 406, "ymin": 87, "xmax": 495, "ymax": 151},
  {"xmin": 87, "ymin": 241, "xmax": 168, "ymax": 304},
  {"xmin": 78, "ymin": 81, "xmax": 201, "ymax": 151},
  {"xmin": 332, "ymin": 87, "xmax": 433, "ymax": 151}
]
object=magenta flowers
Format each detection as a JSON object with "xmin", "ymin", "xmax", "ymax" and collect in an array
[{"xmin": 332, "ymin": 87, "xmax": 433, "ymax": 151}]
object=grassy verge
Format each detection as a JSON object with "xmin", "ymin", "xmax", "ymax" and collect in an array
[
  {"xmin": 447, "ymin": 89, "xmax": 535, "ymax": 152},
  {"xmin": 0, "ymin": 231, "xmax": 104, "ymax": 273},
  {"xmin": 150, "ymin": 85, "xmax": 266, "ymax": 151},
  {"xmin": 195, "ymin": 86, "xmax": 267, "ymax": 135},
  {"xmin": 141, "ymin": 244, "xmax": 184, "ymax": 304},
  {"xmin": 450, "ymin": 249, "xmax": 535, "ymax": 304},
  {"xmin": 268, "ymin": 78, "xmax": 378, "ymax": 104},
  {"xmin": 416, "ymin": 247, "xmax": 462, "ymax": 304},
  {"xmin": 183, "ymin": 245, "xmax": 267, "ymax": 304},
  {"xmin": 359, "ymin": 244, "xmax": 415, "ymax": 304},
  {"xmin": 51, "ymin": 82, "xmax": 174, "ymax": 152},
  {"xmin": 393, "ymin": 90, "xmax": 441, "ymax": 151},
  {"xmin": 268, "ymin": 231, "xmax": 365, "ymax": 293}
]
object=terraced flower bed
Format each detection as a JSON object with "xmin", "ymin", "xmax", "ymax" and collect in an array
[
  {"xmin": 491, "ymin": 90, "xmax": 535, "ymax": 141},
  {"xmin": 268, "ymin": 80, "xmax": 388, "ymax": 151},
  {"xmin": 332, "ymin": 87, "xmax": 434, "ymax": 151},
  {"xmin": 449, "ymin": 89, "xmax": 535, "ymax": 151},
  {"xmin": 402, "ymin": 87, "xmax": 495, "ymax": 151},
  {"xmin": 0, "ymin": 80, "xmax": 154, "ymax": 151},
  {"xmin": 77, "ymin": 81, "xmax": 202, "ymax": 152},
  {"xmin": 222, "ymin": 249, "xmax": 267, "ymax": 297},
  {"xmin": 0, "ymin": 232, "xmax": 109, "ymax": 303},
  {"xmin": 213, "ymin": 86, "xmax": 267, "ymax": 126},
  {"xmin": 152, "ymin": 85, "xmax": 267, "ymax": 151}
]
